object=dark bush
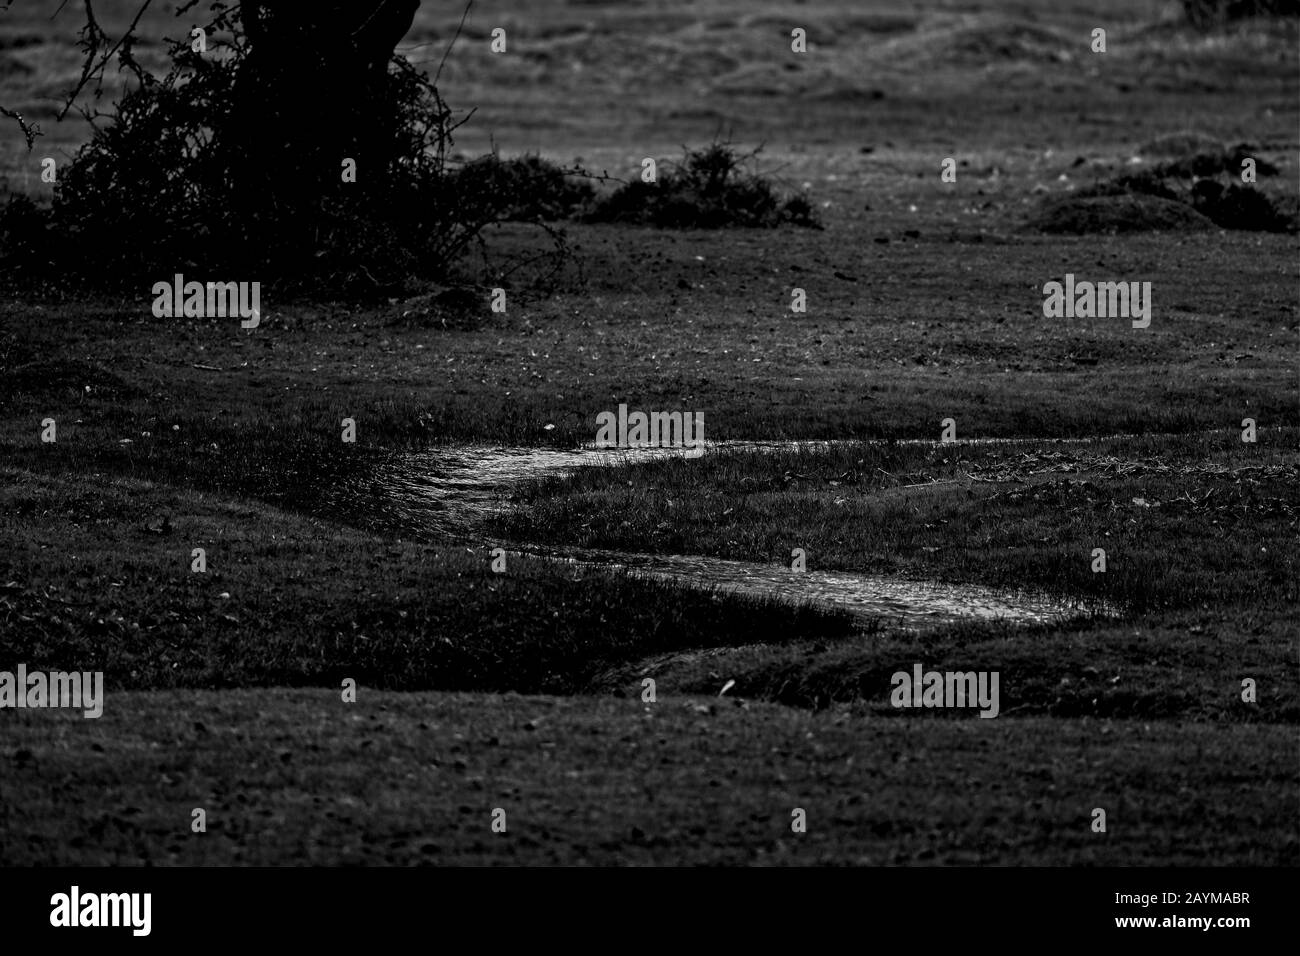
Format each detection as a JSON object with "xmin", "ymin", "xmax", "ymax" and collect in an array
[
  {"xmin": 588, "ymin": 141, "xmax": 821, "ymax": 229},
  {"xmin": 51, "ymin": 49, "xmax": 245, "ymax": 279},
  {"xmin": 1190, "ymin": 180, "xmax": 1299, "ymax": 231},
  {"xmin": 1154, "ymin": 144, "xmax": 1279, "ymax": 179},
  {"xmin": 3, "ymin": 20, "xmax": 579, "ymax": 296},
  {"xmin": 448, "ymin": 154, "xmax": 595, "ymax": 222},
  {"xmin": 0, "ymin": 194, "xmax": 52, "ymax": 266}
]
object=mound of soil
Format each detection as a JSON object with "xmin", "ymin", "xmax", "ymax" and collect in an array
[
  {"xmin": 1139, "ymin": 131, "xmax": 1225, "ymax": 157},
  {"xmin": 1025, "ymin": 194, "xmax": 1217, "ymax": 235},
  {"xmin": 1076, "ymin": 171, "xmax": 1183, "ymax": 202},
  {"xmin": 1029, "ymin": 142, "xmax": 1296, "ymax": 234},
  {"xmin": 946, "ymin": 20, "xmax": 1069, "ymax": 63},
  {"xmin": 889, "ymin": 17, "xmax": 1072, "ymax": 68}
]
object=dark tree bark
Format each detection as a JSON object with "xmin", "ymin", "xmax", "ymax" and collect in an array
[{"xmin": 228, "ymin": 0, "xmax": 421, "ymax": 253}]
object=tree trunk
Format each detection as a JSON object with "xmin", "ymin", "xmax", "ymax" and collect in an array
[{"xmin": 229, "ymin": 0, "xmax": 421, "ymax": 263}]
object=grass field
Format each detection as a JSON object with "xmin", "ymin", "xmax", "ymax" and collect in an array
[
  {"xmin": 3, "ymin": 691, "xmax": 1293, "ymax": 865},
  {"xmin": 1, "ymin": 0, "xmax": 1297, "ymax": 865}
]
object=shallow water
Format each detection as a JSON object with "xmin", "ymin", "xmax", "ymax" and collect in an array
[
  {"xmin": 328, "ymin": 439, "xmax": 1119, "ymax": 628},
  {"xmin": 355, "ymin": 429, "xmax": 1238, "ymax": 531},
  {"xmin": 342, "ymin": 441, "xmax": 820, "ymax": 534},
  {"xmin": 513, "ymin": 546, "xmax": 1103, "ymax": 628}
]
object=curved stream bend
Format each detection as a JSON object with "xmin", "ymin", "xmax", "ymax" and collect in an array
[{"xmin": 333, "ymin": 441, "xmax": 1117, "ymax": 629}]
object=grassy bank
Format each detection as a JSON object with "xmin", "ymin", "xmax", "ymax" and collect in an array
[
  {"xmin": 496, "ymin": 432, "xmax": 1300, "ymax": 611},
  {"xmin": 0, "ymin": 467, "xmax": 857, "ymax": 695}
]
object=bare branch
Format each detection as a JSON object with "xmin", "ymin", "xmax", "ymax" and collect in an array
[
  {"xmin": 57, "ymin": 0, "xmax": 157, "ymax": 121},
  {"xmin": 0, "ymin": 104, "xmax": 41, "ymax": 149},
  {"xmin": 435, "ymin": 0, "xmax": 472, "ymax": 85}
]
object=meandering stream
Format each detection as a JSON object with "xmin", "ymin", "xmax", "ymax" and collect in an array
[{"xmin": 328, "ymin": 440, "xmax": 1118, "ymax": 629}]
